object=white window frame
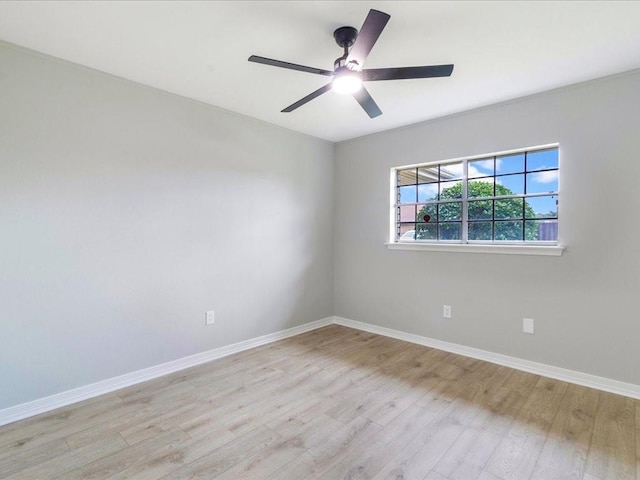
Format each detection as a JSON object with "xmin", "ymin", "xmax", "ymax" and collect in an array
[{"xmin": 387, "ymin": 144, "xmax": 564, "ymax": 256}]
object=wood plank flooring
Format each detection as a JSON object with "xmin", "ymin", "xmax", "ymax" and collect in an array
[{"xmin": 0, "ymin": 325, "xmax": 637, "ymax": 479}]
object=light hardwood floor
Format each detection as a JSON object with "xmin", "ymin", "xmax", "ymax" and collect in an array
[{"xmin": 0, "ymin": 325, "xmax": 637, "ymax": 479}]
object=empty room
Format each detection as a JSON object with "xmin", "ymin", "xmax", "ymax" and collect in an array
[{"xmin": 1, "ymin": 1, "xmax": 640, "ymax": 479}]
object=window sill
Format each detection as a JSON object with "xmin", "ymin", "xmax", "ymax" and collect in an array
[{"xmin": 386, "ymin": 242, "xmax": 564, "ymax": 256}]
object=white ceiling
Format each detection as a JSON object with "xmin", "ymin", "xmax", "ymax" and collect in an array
[{"xmin": 1, "ymin": 1, "xmax": 640, "ymax": 142}]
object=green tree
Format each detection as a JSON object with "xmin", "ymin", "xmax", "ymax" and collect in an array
[{"xmin": 417, "ymin": 182, "xmax": 538, "ymax": 241}]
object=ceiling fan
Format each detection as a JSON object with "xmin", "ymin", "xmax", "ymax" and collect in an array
[{"xmin": 248, "ymin": 9, "xmax": 454, "ymax": 118}]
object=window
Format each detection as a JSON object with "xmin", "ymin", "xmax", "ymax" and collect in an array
[{"xmin": 393, "ymin": 145, "xmax": 559, "ymax": 246}]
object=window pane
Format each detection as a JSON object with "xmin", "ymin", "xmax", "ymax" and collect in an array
[
  {"xmin": 497, "ymin": 174, "xmax": 524, "ymax": 195},
  {"xmin": 468, "ymin": 221, "xmax": 492, "ymax": 241},
  {"xmin": 527, "ymin": 149, "xmax": 558, "ymax": 171},
  {"xmin": 526, "ymin": 171, "xmax": 558, "ymax": 194},
  {"xmin": 440, "ymin": 181, "xmax": 462, "ymax": 199},
  {"xmin": 397, "ymin": 168, "xmax": 417, "ymax": 186},
  {"xmin": 527, "ymin": 219, "xmax": 558, "ymax": 241},
  {"xmin": 417, "ymin": 204, "xmax": 437, "ymax": 223},
  {"xmin": 440, "ymin": 162, "xmax": 463, "ymax": 181},
  {"xmin": 526, "ymin": 195, "xmax": 557, "ymax": 218},
  {"xmin": 417, "ymin": 166, "xmax": 439, "ymax": 184},
  {"xmin": 468, "ymin": 158, "xmax": 493, "ymax": 178},
  {"xmin": 417, "ymin": 183, "xmax": 439, "ymax": 202},
  {"xmin": 399, "ymin": 205, "xmax": 416, "ymax": 222},
  {"xmin": 468, "ymin": 178, "xmax": 494, "ymax": 198},
  {"xmin": 494, "ymin": 221, "xmax": 523, "ymax": 241},
  {"xmin": 399, "ymin": 185, "xmax": 416, "ymax": 204},
  {"xmin": 416, "ymin": 223, "xmax": 437, "ymax": 240},
  {"xmin": 468, "ymin": 200, "xmax": 493, "ymax": 220},
  {"xmin": 495, "ymin": 198, "xmax": 523, "ymax": 220},
  {"xmin": 439, "ymin": 202, "xmax": 462, "ymax": 221},
  {"xmin": 439, "ymin": 222, "xmax": 461, "ymax": 241},
  {"xmin": 496, "ymin": 153, "xmax": 524, "ymax": 175},
  {"xmin": 524, "ymin": 219, "xmax": 539, "ymax": 241},
  {"xmin": 398, "ymin": 224, "xmax": 415, "ymax": 240}
]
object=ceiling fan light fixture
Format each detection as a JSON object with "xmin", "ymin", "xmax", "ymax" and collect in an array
[
  {"xmin": 332, "ymin": 67, "xmax": 362, "ymax": 95},
  {"xmin": 248, "ymin": 9, "xmax": 453, "ymax": 117}
]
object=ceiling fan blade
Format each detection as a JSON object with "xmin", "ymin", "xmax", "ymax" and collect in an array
[
  {"xmin": 353, "ymin": 86, "xmax": 382, "ymax": 118},
  {"xmin": 346, "ymin": 9, "xmax": 390, "ymax": 69},
  {"xmin": 363, "ymin": 65, "xmax": 454, "ymax": 81},
  {"xmin": 248, "ymin": 55, "xmax": 333, "ymax": 77},
  {"xmin": 282, "ymin": 83, "xmax": 333, "ymax": 113}
]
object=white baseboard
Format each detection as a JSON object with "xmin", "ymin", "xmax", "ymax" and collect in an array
[
  {"xmin": 0, "ymin": 317, "xmax": 333, "ymax": 427},
  {"xmin": 3, "ymin": 314, "xmax": 639, "ymax": 427},
  {"xmin": 333, "ymin": 316, "xmax": 640, "ymax": 400}
]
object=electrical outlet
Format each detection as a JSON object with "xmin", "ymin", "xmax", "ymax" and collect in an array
[
  {"xmin": 206, "ymin": 310, "xmax": 215, "ymax": 326},
  {"xmin": 443, "ymin": 305, "xmax": 452, "ymax": 319},
  {"xmin": 523, "ymin": 318, "xmax": 534, "ymax": 334}
]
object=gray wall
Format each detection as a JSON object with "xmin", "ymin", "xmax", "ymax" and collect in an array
[
  {"xmin": 0, "ymin": 42, "xmax": 334, "ymax": 409},
  {"xmin": 334, "ymin": 69, "xmax": 640, "ymax": 386}
]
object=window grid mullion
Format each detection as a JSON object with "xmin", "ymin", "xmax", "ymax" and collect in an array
[
  {"xmin": 437, "ymin": 165, "xmax": 441, "ymax": 240},
  {"xmin": 523, "ymin": 152, "xmax": 528, "ymax": 240},
  {"xmin": 414, "ymin": 168, "xmax": 418, "ymax": 239},
  {"xmin": 462, "ymin": 159, "xmax": 468, "ymax": 243},
  {"xmin": 492, "ymin": 156, "xmax": 496, "ymax": 241}
]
